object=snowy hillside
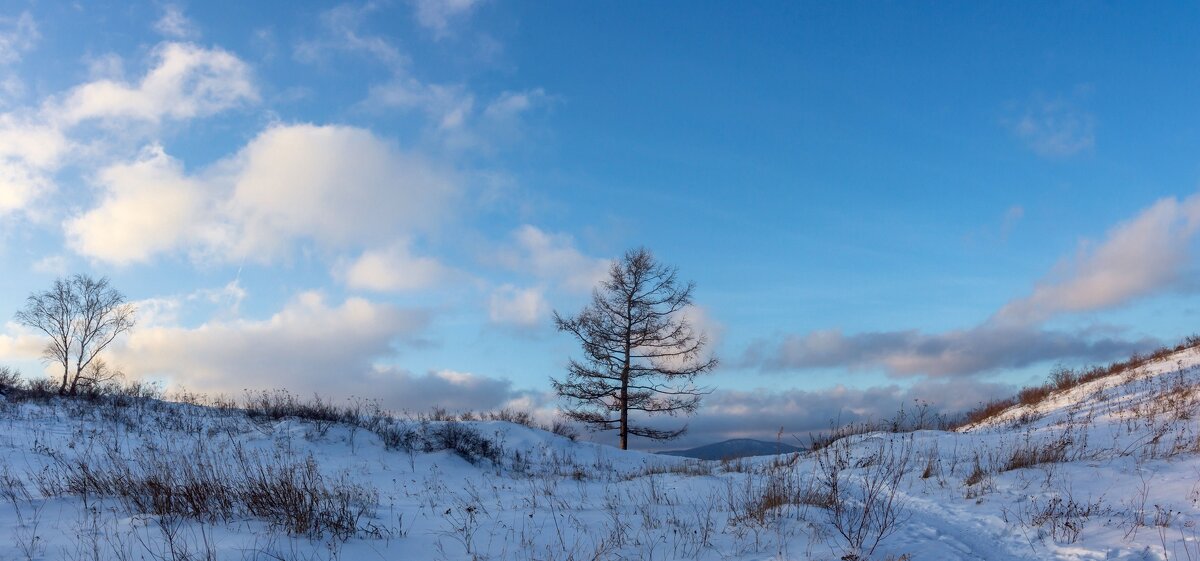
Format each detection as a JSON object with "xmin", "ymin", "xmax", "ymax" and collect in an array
[{"xmin": 2, "ymin": 347, "xmax": 1200, "ymax": 560}]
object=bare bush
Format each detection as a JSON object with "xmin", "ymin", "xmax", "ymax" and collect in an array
[
  {"xmin": 815, "ymin": 434, "xmax": 914, "ymax": 560},
  {"xmin": 1004, "ymin": 488, "xmax": 1104, "ymax": 544},
  {"xmin": 0, "ymin": 365, "xmax": 20, "ymax": 393},
  {"xmin": 1003, "ymin": 439, "xmax": 1068, "ymax": 472},
  {"xmin": 42, "ymin": 439, "xmax": 377, "ymax": 541}
]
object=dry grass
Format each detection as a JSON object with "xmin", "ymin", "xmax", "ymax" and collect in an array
[{"xmin": 957, "ymin": 335, "xmax": 1200, "ymax": 428}]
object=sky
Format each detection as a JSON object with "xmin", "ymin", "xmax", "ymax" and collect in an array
[{"xmin": 1, "ymin": 1, "xmax": 1199, "ymax": 449}]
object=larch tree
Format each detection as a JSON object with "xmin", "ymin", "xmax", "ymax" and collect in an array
[{"xmin": 552, "ymin": 247, "xmax": 717, "ymax": 450}]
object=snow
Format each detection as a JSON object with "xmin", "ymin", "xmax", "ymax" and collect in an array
[{"xmin": 1, "ymin": 348, "xmax": 1199, "ymax": 560}]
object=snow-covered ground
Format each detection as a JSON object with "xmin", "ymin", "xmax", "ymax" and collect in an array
[{"xmin": 2, "ymin": 348, "xmax": 1200, "ymax": 560}]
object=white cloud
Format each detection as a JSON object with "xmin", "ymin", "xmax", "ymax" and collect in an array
[
  {"xmin": 1010, "ymin": 96, "xmax": 1094, "ymax": 158},
  {"xmin": 995, "ymin": 193, "xmax": 1200, "ymax": 325},
  {"xmin": 222, "ymin": 124, "xmax": 458, "ymax": 259},
  {"xmin": 113, "ymin": 291, "xmax": 430, "ymax": 393},
  {"xmin": 0, "ymin": 40, "xmax": 254, "ymax": 218},
  {"xmin": 65, "ymin": 145, "xmax": 210, "ymax": 265},
  {"xmin": 294, "ymin": 4, "xmax": 406, "ymax": 68},
  {"xmin": 0, "ymin": 161, "xmax": 53, "ymax": 216},
  {"xmin": 0, "ymin": 12, "xmax": 38, "ymax": 65},
  {"xmin": 367, "ymin": 79, "xmax": 475, "ymax": 131},
  {"xmin": 0, "ymin": 114, "xmax": 67, "ymax": 216},
  {"xmin": 153, "ymin": 5, "xmax": 198, "ymax": 39},
  {"xmin": 367, "ymin": 83, "xmax": 549, "ymax": 151},
  {"xmin": 488, "ymin": 284, "xmax": 548, "ymax": 326},
  {"xmin": 645, "ymin": 305, "xmax": 723, "ymax": 372},
  {"xmin": 483, "ymin": 89, "xmax": 547, "ymax": 122},
  {"xmin": 339, "ymin": 241, "xmax": 452, "ymax": 292},
  {"xmin": 58, "ymin": 42, "xmax": 256, "ymax": 125},
  {"xmin": 413, "ymin": 0, "xmax": 483, "ymax": 37},
  {"xmin": 0, "ymin": 322, "xmax": 43, "ymax": 362},
  {"xmin": 30, "ymin": 254, "xmax": 67, "ymax": 275},
  {"xmin": 499, "ymin": 225, "xmax": 608, "ymax": 292},
  {"xmin": 745, "ymin": 193, "xmax": 1200, "ymax": 378},
  {"xmin": 743, "ymin": 324, "xmax": 1153, "ymax": 378},
  {"xmin": 112, "ymin": 290, "xmax": 517, "ymax": 411},
  {"xmin": 65, "ymin": 123, "xmax": 459, "ymax": 264}
]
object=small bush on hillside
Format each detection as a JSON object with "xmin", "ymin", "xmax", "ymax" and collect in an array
[
  {"xmin": 0, "ymin": 366, "xmax": 19, "ymax": 394},
  {"xmin": 430, "ymin": 422, "xmax": 503, "ymax": 465},
  {"xmin": 1002, "ymin": 440, "xmax": 1068, "ymax": 472},
  {"xmin": 42, "ymin": 440, "xmax": 376, "ymax": 541}
]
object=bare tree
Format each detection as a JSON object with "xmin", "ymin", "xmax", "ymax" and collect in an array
[
  {"xmin": 552, "ymin": 248, "xmax": 717, "ymax": 449},
  {"xmin": 14, "ymin": 274, "xmax": 135, "ymax": 395}
]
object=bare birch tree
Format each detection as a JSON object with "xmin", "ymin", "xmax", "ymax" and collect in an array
[
  {"xmin": 552, "ymin": 248, "xmax": 717, "ymax": 449},
  {"xmin": 14, "ymin": 274, "xmax": 135, "ymax": 395}
]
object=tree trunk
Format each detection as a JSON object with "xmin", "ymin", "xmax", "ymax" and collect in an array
[
  {"xmin": 59, "ymin": 364, "xmax": 69, "ymax": 395},
  {"xmin": 620, "ymin": 366, "xmax": 629, "ymax": 450}
]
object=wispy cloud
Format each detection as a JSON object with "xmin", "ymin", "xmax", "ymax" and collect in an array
[
  {"xmin": 994, "ymin": 193, "xmax": 1200, "ymax": 325},
  {"xmin": 0, "ymin": 12, "xmax": 37, "ymax": 65},
  {"xmin": 153, "ymin": 5, "xmax": 198, "ymax": 39},
  {"xmin": 743, "ymin": 325, "xmax": 1153, "ymax": 378},
  {"xmin": 744, "ymin": 193, "xmax": 1200, "ymax": 378},
  {"xmin": 294, "ymin": 3, "xmax": 407, "ymax": 69},
  {"xmin": 413, "ymin": 0, "xmax": 484, "ymax": 38},
  {"xmin": 1008, "ymin": 93, "xmax": 1095, "ymax": 158}
]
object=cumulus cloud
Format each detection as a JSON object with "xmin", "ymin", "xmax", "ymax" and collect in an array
[
  {"xmin": 65, "ymin": 145, "xmax": 209, "ymax": 265},
  {"xmin": 497, "ymin": 225, "xmax": 609, "ymax": 292},
  {"xmin": 0, "ymin": 40, "xmax": 254, "ymax": 217},
  {"xmin": 65, "ymin": 123, "xmax": 458, "ymax": 264},
  {"xmin": 104, "ymin": 290, "xmax": 522, "ymax": 411},
  {"xmin": 488, "ymin": 284, "xmax": 549, "ymax": 327},
  {"xmin": 0, "ymin": 322, "xmax": 43, "ymax": 362},
  {"xmin": 58, "ymin": 42, "xmax": 256, "ymax": 125},
  {"xmin": 114, "ymin": 292, "xmax": 423, "ymax": 388},
  {"xmin": 222, "ymin": 124, "xmax": 457, "ymax": 258},
  {"xmin": 1009, "ymin": 96, "xmax": 1095, "ymax": 158},
  {"xmin": 995, "ymin": 194, "xmax": 1200, "ymax": 325},
  {"xmin": 339, "ymin": 241, "xmax": 453, "ymax": 293},
  {"xmin": 0, "ymin": 114, "xmax": 68, "ymax": 216}
]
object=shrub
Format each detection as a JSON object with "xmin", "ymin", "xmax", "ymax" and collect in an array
[
  {"xmin": 44, "ymin": 440, "xmax": 376, "ymax": 541},
  {"xmin": 1002, "ymin": 441, "xmax": 1068, "ymax": 472},
  {"xmin": 0, "ymin": 366, "xmax": 19, "ymax": 393},
  {"xmin": 430, "ymin": 422, "xmax": 502, "ymax": 465}
]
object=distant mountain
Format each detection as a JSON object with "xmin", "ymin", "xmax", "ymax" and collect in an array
[{"xmin": 657, "ymin": 438, "xmax": 803, "ymax": 460}]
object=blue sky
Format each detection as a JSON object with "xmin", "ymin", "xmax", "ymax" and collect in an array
[{"xmin": 1, "ymin": 1, "xmax": 1199, "ymax": 447}]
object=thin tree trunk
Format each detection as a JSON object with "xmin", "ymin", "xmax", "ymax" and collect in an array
[{"xmin": 620, "ymin": 366, "xmax": 629, "ymax": 450}]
